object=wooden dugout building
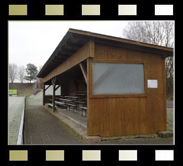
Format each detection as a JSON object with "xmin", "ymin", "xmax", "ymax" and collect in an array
[{"xmin": 37, "ymin": 28, "xmax": 173, "ymax": 137}]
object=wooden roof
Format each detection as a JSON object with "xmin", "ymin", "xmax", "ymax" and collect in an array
[{"xmin": 37, "ymin": 28, "xmax": 173, "ymax": 80}]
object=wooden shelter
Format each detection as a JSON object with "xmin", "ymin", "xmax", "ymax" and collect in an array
[{"xmin": 37, "ymin": 28, "xmax": 173, "ymax": 137}]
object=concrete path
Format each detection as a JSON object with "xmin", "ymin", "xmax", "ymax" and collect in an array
[
  {"xmin": 24, "ymin": 95, "xmax": 84, "ymax": 145},
  {"xmin": 8, "ymin": 97, "xmax": 24, "ymax": 145}
]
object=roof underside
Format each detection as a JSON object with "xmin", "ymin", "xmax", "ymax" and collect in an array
[
  {"xmin": 44, "ymin": 60, "xmax": 87, "ymax": 85},
  {"xmin": 37, "ymin": 31, "xmax": 89, "ymax": 78},
  {"xmin": 37, "ymin": 28, "xmax": 173, "ymax": 81}
]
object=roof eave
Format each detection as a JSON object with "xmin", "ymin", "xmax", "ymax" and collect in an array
[{"xmin": 37, "ymin": 28, "xmax": 173, "ymax": 78}]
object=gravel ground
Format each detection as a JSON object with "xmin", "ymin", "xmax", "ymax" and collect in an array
[{"xmin": 8, "ymin": 96, "xmax": 24, "ymax": 145}]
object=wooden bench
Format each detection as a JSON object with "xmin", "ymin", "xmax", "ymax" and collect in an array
[
  {"xmin": 55, "ymin": 101, "xmax": 66, "ymax": 108},
  {"xmin": 66, "ymin": 103, "xmax": 77, "ymax": 113},
  {"xmin": 80, "ymin": 107, "xmax": 87, "ymax": 117},
  {"xmin": 48, "ymin": 103, "xmax": 58, "ymax": 110}
]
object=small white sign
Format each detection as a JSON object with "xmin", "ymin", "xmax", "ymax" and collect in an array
[{"xmin": 147, "ymin": 80, "xmax": 158, "ymax": 88}]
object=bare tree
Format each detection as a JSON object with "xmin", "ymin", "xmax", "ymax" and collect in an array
[
  {"xmin": 123, "ymin": 21, "xmax": 174, "ymax": 47},
  {"xmin": 123, "ymin": 21, "xmax": 174, "ymax": 98},
  {"xmin": 9, "ymin": 63, "xmax": 18, "ymax": 83},
  {"xmin": 18, "ymin": 65, "xmax": 25, "ymax": 83}
]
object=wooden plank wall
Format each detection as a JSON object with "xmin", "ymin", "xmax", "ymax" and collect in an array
[
  {"xmin": 68, "ymin": 80, "xmax": 86, "ymax": 95},
  {"xmin": 87, "ymin": 42, "xmax": 167, "ymax": 137}
]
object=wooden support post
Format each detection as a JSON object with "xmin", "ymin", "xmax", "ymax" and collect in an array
[
  {"xmin": 52, "ymin": 77, "xmax": 56, "ymax": 112},
  {"xmin": 43, "ymin": 83, "xmax": 45, "ymax": 105},
  {"xmin": 86, "ymin": 58, "xmax": 91, "ymax": 135},
  {"xmin": 53, "ymin": 85, "xmax": 55, "ymax": 112},
  {"xmin": 79, "ymin": 63, "xmax": 87, "ymax": 85}
]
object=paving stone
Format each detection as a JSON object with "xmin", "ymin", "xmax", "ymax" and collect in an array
[
  {"xmin": 157, "ymin": 131, "xmax": 173, "ymax": 138},
  {"xmin": 24, "ymin": 96, "xmax": 84, "ymax": 145},
  {"xmin": 82, "ymin": 135, "xmax": 101, "ymax": 143}
]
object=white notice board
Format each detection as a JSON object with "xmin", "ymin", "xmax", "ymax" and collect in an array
[{"xmin": 147, "ymin": 80, "xmax": 158, "ymax": 88}]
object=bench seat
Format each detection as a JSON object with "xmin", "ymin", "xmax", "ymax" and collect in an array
[
  {"xmin": 66, "ymin": 103, "xmax": 77, "ymax": 112},
  {"xmin": 48, "ymin": 103, "xmax": 58, "ymax": 109},
  {"xmin": 80, "ymin": 107, "xmax": 87, "ymax": 117},
  {"xmin": 55, "ymin": 101, "xmax": 66, "ymax": 107}
]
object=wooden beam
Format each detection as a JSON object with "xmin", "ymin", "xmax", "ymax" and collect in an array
[
  {"xmin": 60, "ymin": 48, "xmax": 74, "ymax": 55},
  {"xmin": 52, "ymin": 77, "xmax": 56, "ymax": 85},
  {"xmin": 54, "ymin": 56, "xmax": 67, "ymax": 60},
  {"xmin": 56, "ymin": 51, "xmax": 68, "ymax": 57},
  {"xmin": 43, "ymin": 40, "xmax": 91, "ymax": 83},
  {"xmin": 52, "ymin": 85, "xmax": 56, "ymax": 112},
  {"xmin": 52, "ymin": 77, "xmax": 56, "ymax": 112},
  {"xmin": 87, "ymin": 58, "xmax": 92, "ymax": 135},
  {"xmin": 89, "ymin": 39, "xmax": 95, "ymax": 57},
  {"xmin": 45, "ymin": 85, "xmax": 51, "ymax": 91},
  {"xmin": 69, "ymin": 28, "xmax": 173, "ymax": 54},
  {"xmin": 79, "ymin": 63, "xmax": 87, "ymax": 84},
  {"xmin": 43, "ymin": 83, "xmax": 45, "ymax": 105},
  {"xmin": 50, "ymin": 61, "xmax": 61, "ymax": 65},
  {"xmin": 66, "ymin": 40, "xmax": 84, "ymax": 48},
  {"xmin": 70, "ymin": 33, "xmax": 89, "ymax": 43},
  {"xmin": 63, "ymin": 42, "xmax": 80, "ymax": 51},
  {"xmin": 55, "ymin": 85, "xmax": 61, "ymax": 91}
]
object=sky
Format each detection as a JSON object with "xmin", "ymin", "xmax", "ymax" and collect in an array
[{"xmin": 8, "ymin": 21, "xmax": 129, "ymax": 69}]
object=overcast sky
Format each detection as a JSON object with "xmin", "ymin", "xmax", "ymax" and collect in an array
[{"xmin": 8, "ymin": 21, "xmax": 129, "ymax": 69}]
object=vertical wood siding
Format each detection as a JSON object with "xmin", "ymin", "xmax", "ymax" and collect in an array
[{"xmin": 87, "ymin": 43, "xmax": 167, "ymax": 137}]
